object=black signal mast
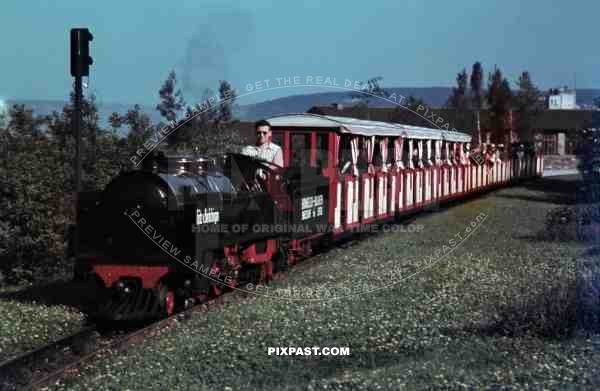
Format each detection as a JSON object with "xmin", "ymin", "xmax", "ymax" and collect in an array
[
  {"xmin": 70, "ymin": 27, "xmax": 93, "ymax": 257},
  {"xmin": 70, "ymin": 27, "xmax": 93, "ymax": 193}
]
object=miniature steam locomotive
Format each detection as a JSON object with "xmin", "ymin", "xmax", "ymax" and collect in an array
[{"xmin": 74, "ymin": 113, "xmax": 543, "ymax": 321}]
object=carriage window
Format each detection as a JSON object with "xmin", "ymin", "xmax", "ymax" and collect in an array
[
  {"xmin": 387, "ymin": 139, "xmax": 395, "ymax": 166},
  {"xmin": 403, "ymin": 140, "xmax": 411, "ymax": 166},
  {"xmin": 290, "ymin": 133, "xmax": 310, "ymax": 167},
  {"xmin": 441, "ymin": 141, "xmax": 447, "ymax": 161},
  {"xmin": 338, "ymin": 135, "xmax": 352, "ymax": 175},
  {"xmin": 357, "ymin": 138, "xmax": 368, "ymax": 172},
  {"xmin": 316, "ymin": 133, "xmax": 329, "ymax": 172},
  {"xmin": 413, "ymin": 141, "xmax": 420, "ymax": 166},
  {"xmin": 374, "ymin": 139, "xmax": 381, "ymax": 166}
]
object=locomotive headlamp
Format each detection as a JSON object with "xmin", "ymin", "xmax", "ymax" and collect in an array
[{"xmin": 116, "ymin": 280, "xmax": 133, "ymax": 294}]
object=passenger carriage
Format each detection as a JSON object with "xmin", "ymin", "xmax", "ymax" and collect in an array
[{"xmin": 267, "ymin": 113, "xmax": 475, "ymax": 238}]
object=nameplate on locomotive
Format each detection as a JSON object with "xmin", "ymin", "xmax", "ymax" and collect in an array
[
  {"xmin": 196, "ymin": 207, "xmax": 220, "ymax": 225},
  {"xmin": 301, "ymin": 194, "xmax": 324, "ymax": 221}
]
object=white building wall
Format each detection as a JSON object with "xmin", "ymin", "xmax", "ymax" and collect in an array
[{"xmin": 548, "ymin": 90, "xmax": 577, "ymax": 110}]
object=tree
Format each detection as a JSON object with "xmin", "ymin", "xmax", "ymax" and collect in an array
[
  {"xmin": 447, "ymin": 69, "xmax": 469, "ymax": 108},
  {"xmin": 189, "ymin": 81, "xmax": 245, "ymax": 154},
  {"xmin": 82, "ymin": 93, "xmax": 100, "ymax": 185},
  {"xmin": 406, "ymin": 95, "xmax": 425, "ymax": 111},
  {"xmin": 108, "ymin": 112, "xmax": 124, "ymax": 135},
  {"xmin": 216, "ymin": 80, "xmax": 237, "ymax": 126},
  {"xmin": 486, "ymin": 66, "xmax": 513, "ymax": 145},
  {"xmin": 125, "ymin": 104, "xmax": 153, "ymax": 152},
  {"xmin": 156, "ymin": 70, "xmax": 185, "ymax": 123},
  {"xmin": 160, "ymin": 79, "xmax": 246, "ymax": 154},
  {"xmin": 514, "ymin": 71, "xmax": 542, "ymax": 142},
  {"xmin": 8, "ymin": 104, "xmax": 43, "ymax": 140},
  {"xmin": 45, "ymin": 89, "xmax": 103, "ymax": 189},
  {"xmin": 575, "ymin": 113, "xmax": 600, "ymax": 189},
  {"xmin": 447, "ymin": 68, "xmax": 471, "ymax": 131},
  {"xmin": 1, "ymin": 104, "xmax": 42, "ymax": 164},
  {"xmin": 57, "ymin": 91, "xmax": 101, "ymax": 190},
  {"xmin": 470, "ymin": 62, "xmax": 484, "ymax": 144},
  {"xmin": 0, "ymin": 100, "xmax": 8, "ymax": 129},
  {"xmin": 0, "ymin": 98, "xmax": 133, "ymax": 285}
]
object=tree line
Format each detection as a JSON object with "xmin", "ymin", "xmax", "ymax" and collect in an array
[
  {"xmin": 446, "ymin": 62, "xmax": 544, "ymax": 146},
  {"xmin": 0, "ymin": 72, "xmax": 245, "ymax": 285}
]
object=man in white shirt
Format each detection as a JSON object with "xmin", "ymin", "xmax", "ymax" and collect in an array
[{"xmin": 242, "ymin": 120, "xmax": 284, "ymax": 167}]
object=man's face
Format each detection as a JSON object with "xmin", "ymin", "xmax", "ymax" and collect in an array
[{"xmin": 256, "ymin": 125, "xmax": 271, "ymax": 146}]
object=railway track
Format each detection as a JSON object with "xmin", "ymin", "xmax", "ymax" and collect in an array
[
  {"xmin": 0, "ymin": 295, "xmax": 229, "ymax": 391},
  {"xmin": 0, "ymin": 238, "xmax": 341, "ymax": 391},
  {"xmin": 0, "ymin": 252, "xmax": 333, "ymax": 391},
  {"xmin": 0, "ymin": 325, "xmax": 97, "ymax": 390}
]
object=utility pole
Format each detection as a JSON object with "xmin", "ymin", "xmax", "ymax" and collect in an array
[{"xmin": 70, "ymin": 27, "xmax": 93, "ymax": 258}]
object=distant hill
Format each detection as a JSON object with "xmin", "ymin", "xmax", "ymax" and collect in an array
[
  {"xmin": 7, "ymin": 87, "xmax": 600, "ymax": 127},
  {"xmin": 239, "ymin": 88, "xmax": 600, "ymax": 120},
  {"xmin": 237, "ymin": 87, "xmax": 455, "ymax": 120}
]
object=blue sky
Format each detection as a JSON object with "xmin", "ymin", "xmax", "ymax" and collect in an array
[{"xmin": 1, "ymin": 0, "xmax": 598, "ymax": 106}]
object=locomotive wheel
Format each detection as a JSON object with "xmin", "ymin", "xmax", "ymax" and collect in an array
[
  {"xmin": 210, "ymin": 283, "xmax": 222, "ymax": 297},
  {"xmin": 243, "ymin": 261, "xmax": 273, "ymax": 285},
  {"xmin": 272, "ymin": 248, "xmax": 289, "ymax": 273},
  {"xmin": 263, "ymin": 260, "xmax": 273, "ymax": 282},
  {"xmin": 209, "ymin": 261, "xmax": 224, "ymax": 298}
]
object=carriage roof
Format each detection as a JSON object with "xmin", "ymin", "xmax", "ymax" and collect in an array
[{"xmin": 266, "ymin": 113, "xmax": 471, "ymax": 143}]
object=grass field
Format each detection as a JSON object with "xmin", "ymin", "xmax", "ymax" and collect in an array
[
  {"xmin": 0, "ymin": 297, "xmax": 85, "ymax": 363},
  {"xmin": 0, "ymin": 280, "xmax": 94, "ymax": 363},
  {"xmin": 42, "ymin": 175, "xmax": 600, "ymax": 390}
]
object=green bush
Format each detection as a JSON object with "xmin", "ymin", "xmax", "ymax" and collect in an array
[
  {"xmin": 0, "ymin": 133, "xmax": 129, "ymax": 285},
  {"xmin": 490, "ymin": 279, "xmax": 577, "ymax": 339}
]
